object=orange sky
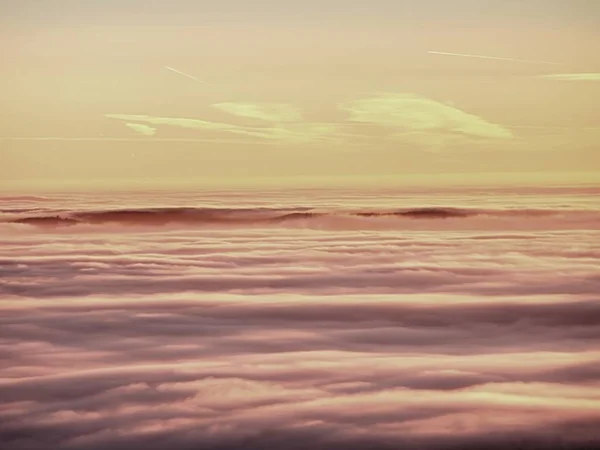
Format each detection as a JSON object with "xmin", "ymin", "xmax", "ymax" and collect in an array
[{"xmin": 1, "ymin": 1, "xmax": 599, "ymax": 190}]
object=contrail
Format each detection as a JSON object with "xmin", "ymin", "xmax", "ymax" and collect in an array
[
  {"xmin": 164, "ymin": 66, "xmax": 210, "ymax": 84},
  {"xmin": 428, "ymin": 51, "xmax": 560, "ymax": 65}
]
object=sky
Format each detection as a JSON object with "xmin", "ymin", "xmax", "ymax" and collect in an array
[{"xmin": 1, "ymin": 0, "xmax": 599, "ymax": 190}]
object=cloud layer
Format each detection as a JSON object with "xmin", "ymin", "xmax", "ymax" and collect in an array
[{"xmin": 1, "ymin": 188, "xmax": 599, "ymax": 450}]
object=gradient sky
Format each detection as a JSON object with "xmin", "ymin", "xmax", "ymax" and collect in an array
[{"xmin": 1, "ymin": 0, "xmax": 599, "ymax": 189}]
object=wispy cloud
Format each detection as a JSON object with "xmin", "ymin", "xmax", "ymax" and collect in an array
[
  {"xmin": 125, "ymin": 123, "xmax": 156, "ymax": 136},
  {"xmin": 341, "ymin": 93, "xmax": 512, "ymax": 140},
  {"xmin": 101, "ymin": 94, "xmax": 512, "ymax": 151},
  {"xmin": 106, "ymin": 113, "xmax": 340, "ymax": 144},
  {"xmin": 538, "ymin": 73, "xmax": 600, "ymax": 81},
  {"xmin": 213, "ymin": 102, "xmax": 303, "ymax": 122},
  {"xmin": 107, "ymin": 114, "xmax": 262, "ymax": 137},
  {"xmin": 164, "ymin": 66, "xmax": 210, "ymax": 85},
  {"xmin": 266, "ymin": 123, "xmax": 343, "ymax": 144},
  {"xmin": 428, "ymin": 51, "xmax": 560, "ymax": 65}
]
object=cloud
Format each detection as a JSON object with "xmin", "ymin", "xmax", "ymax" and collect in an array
[
  {"xmin": 164, "ymin": 66, "xmax": 210, "ymax": 85},
  {"xmin": 212, "ymin": 102, "xmax": 303, "ymax": 122},
  {"xmin": 106, "ymin": 114, "xmax": 339, "ymax": 144},
  {"xmin": 539, "ymin": 73, "xmax": 600, "ymax": 81},
  {"xmin": 104, "ymin": 93, "xmax": 515, "ymax": 151},
  {"xmin": 106, "ymin": 114, "xmax": 262, "ymax": 137},
  {"xmin": 2, "ymin": 202, "xmax": 599, "ymax": 300},
  {"xmin": 266, "ymin": 122, "xmax": 343, "ymax": 144},
  {"xmin": 428, "ymin": 51, "xmax": 560, "ymax": 65},
  {"xmin": 124, "ymin": 123, "xmax": 156, "ymax": 136},
  {"xmin": 1, "ymin": 189, "xmax": 599, "ymax": 449},
  {"xmin": 340, "ymin": 93, "xmax": 513, "ymax": 139}
]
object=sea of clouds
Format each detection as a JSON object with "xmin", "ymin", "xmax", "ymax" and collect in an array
[{"xmin": 1, "ymin": 188, "xmax": 599, "ymax": 449}]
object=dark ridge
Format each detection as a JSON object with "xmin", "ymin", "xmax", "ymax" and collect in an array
[
  {"xmin": 356, "ymin": 208, "xmax": 472, "ymax": 219},
  {"xmin": 396, "ymin": 207, "xmax": 473, "ymax": 218},
  {"xmin": 269, "ymin": 212, "xmax": 326, "ymax": 222},
  {"xmin": 9, "ymin": 216, "xmax": 79, "ymax": 227},
  {"xmin": 73, "ymin": 208, "xmax": 202, "ymax": 225},
  {"xmin": 2, "ymin": 206, "xmax": 587, "ymax": 227}
]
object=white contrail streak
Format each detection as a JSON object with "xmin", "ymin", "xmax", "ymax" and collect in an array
[
  {"xmin": 164, "ymin": 66, "xmax": 210, "ymax": 84},
  {"xmin": 428, "ymin": 51, "xmax": 560, "ymax": 65}
]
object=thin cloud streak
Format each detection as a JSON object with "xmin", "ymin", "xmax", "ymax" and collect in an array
[
  {"xmin": 428, "ymin": 51, "xmax": 561, "ymax": 65},
  {"xmin": 538, "ymin": 73, "xmax": 600, "ymax": 81},
  {"xmin": 164, "ymin": 66, "xmax": 211, "ymax": 85}
]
